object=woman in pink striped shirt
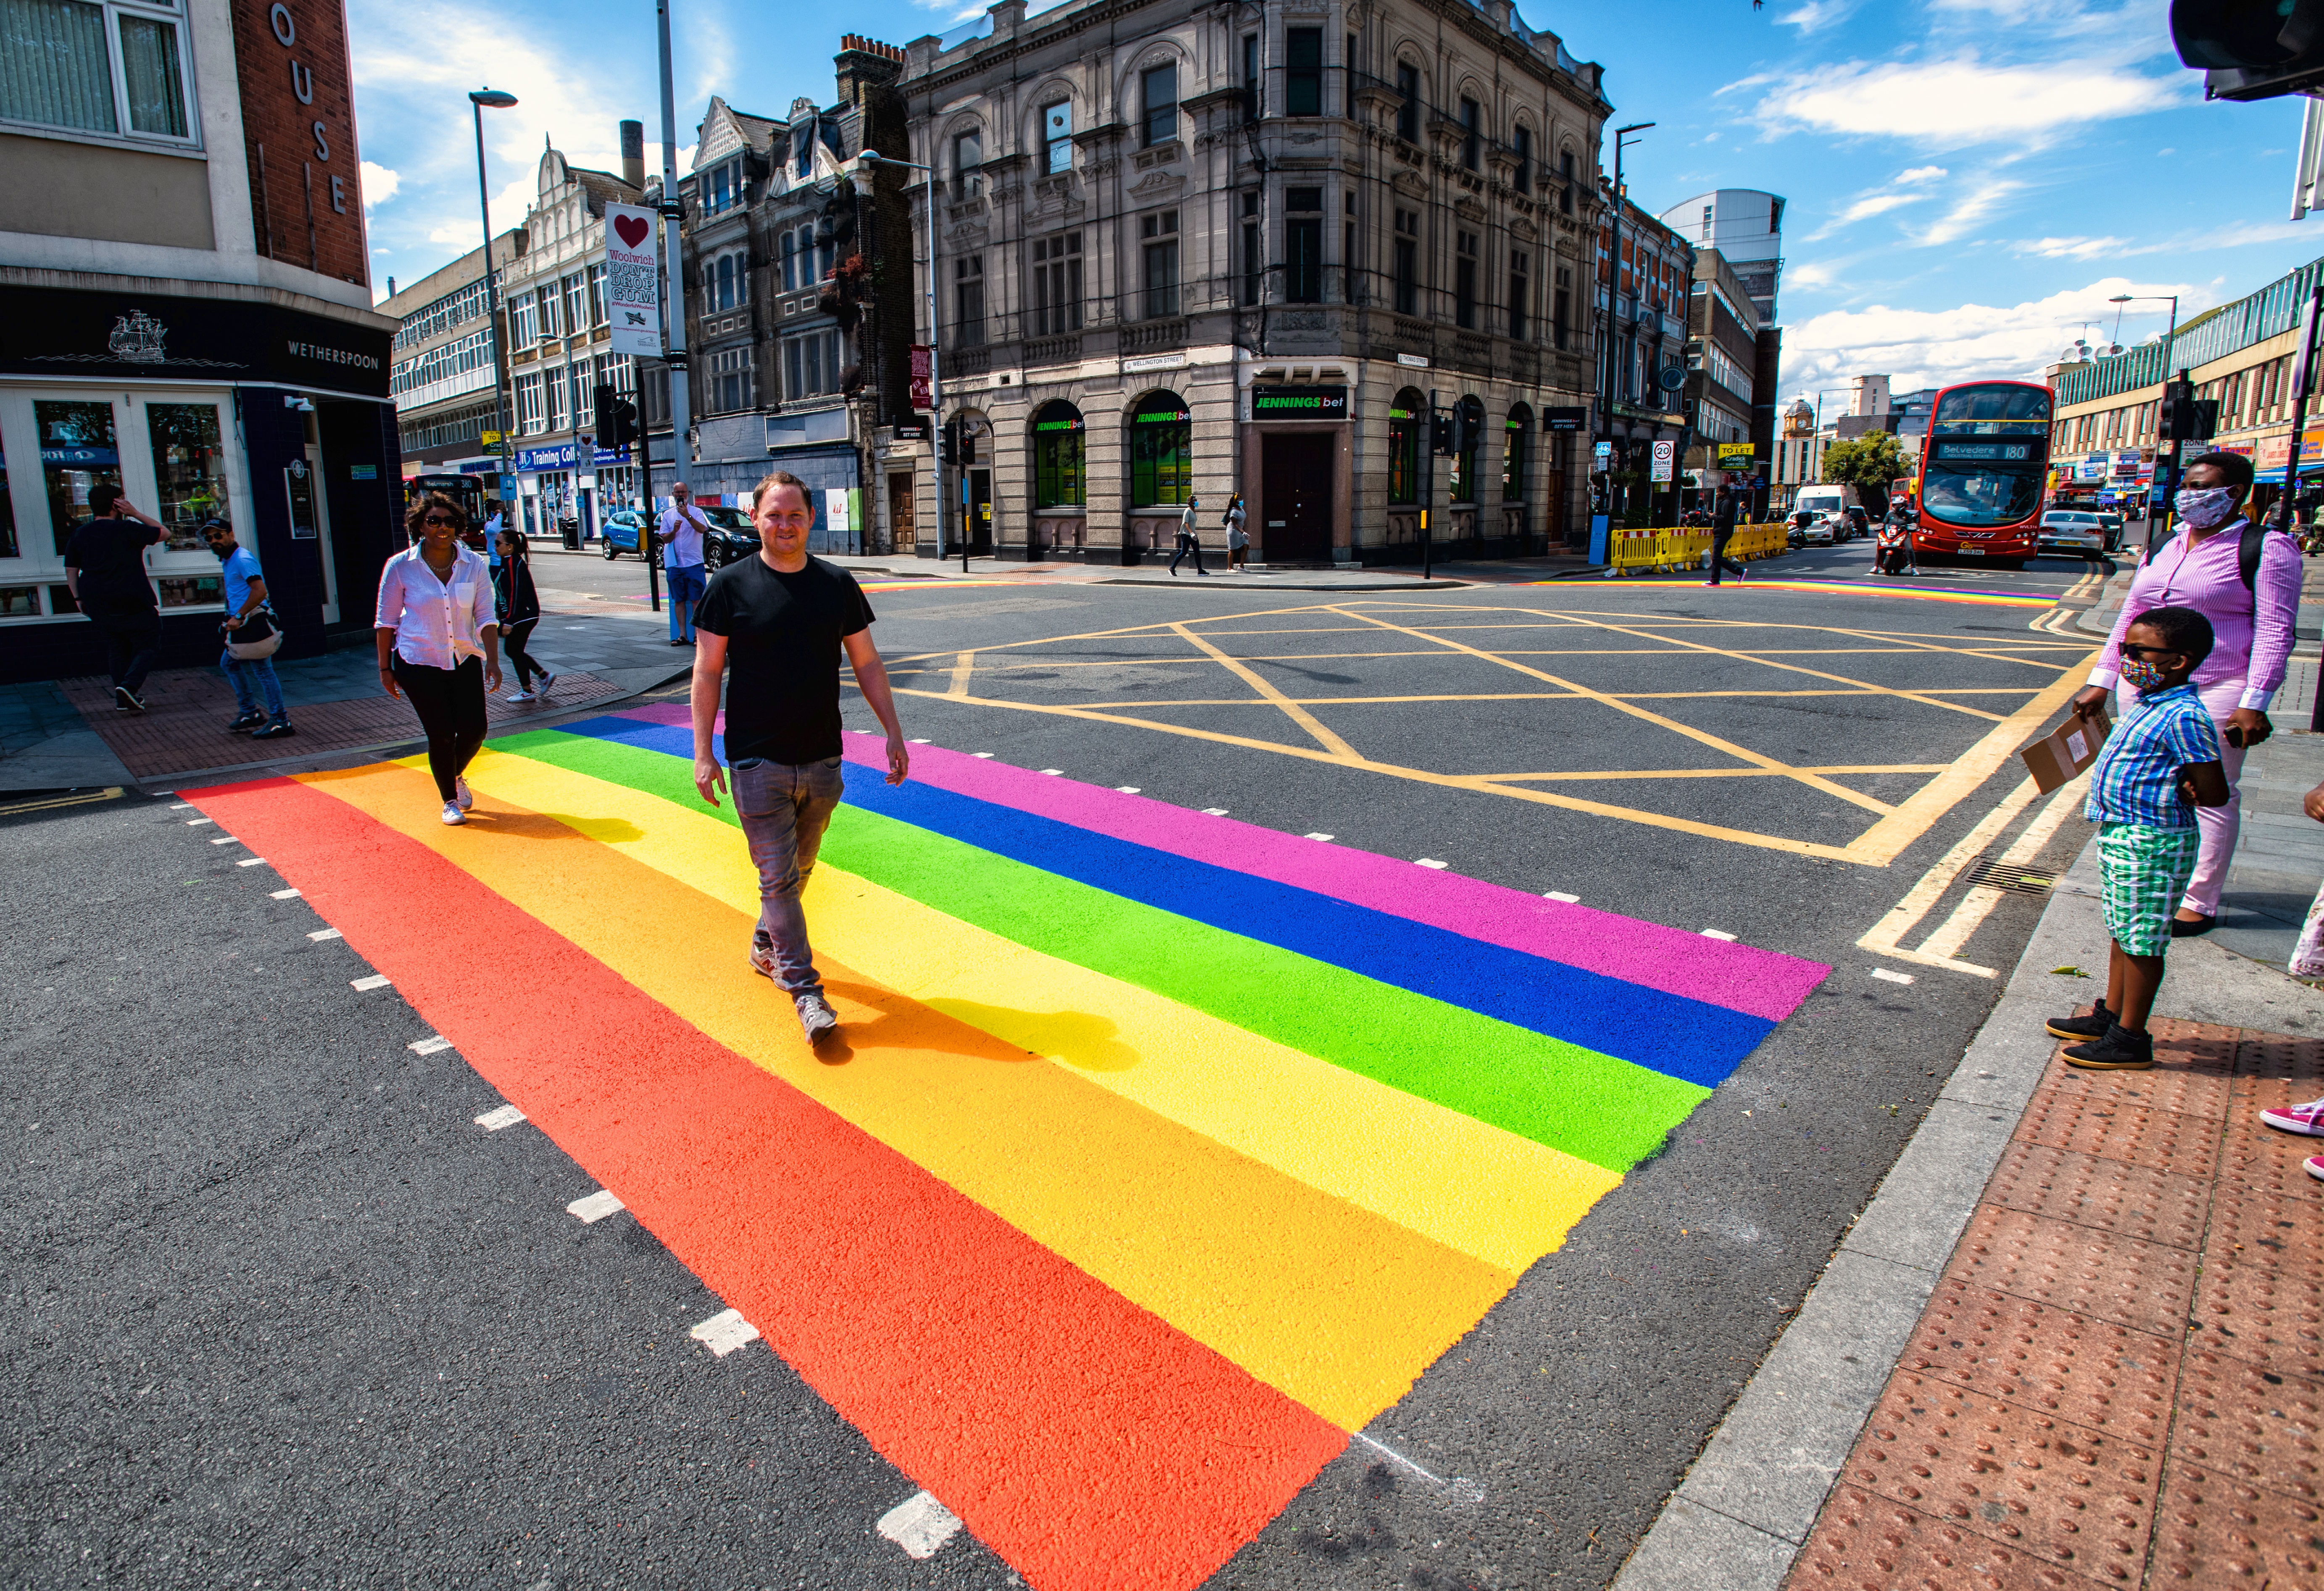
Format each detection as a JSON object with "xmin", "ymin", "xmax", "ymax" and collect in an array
[{"xmin": 2070, "ymin": 452, "xmax": 2302, "ymax": 937}]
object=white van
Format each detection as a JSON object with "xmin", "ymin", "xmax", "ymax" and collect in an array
[{"xmin": 1793, "ymin": 486, "xmax": 1850, "ymax": 521}]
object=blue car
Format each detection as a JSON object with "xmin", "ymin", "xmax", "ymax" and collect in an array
[{"xmin": 598, "ymin": 508, "xmax": 659, "ymax": 563}]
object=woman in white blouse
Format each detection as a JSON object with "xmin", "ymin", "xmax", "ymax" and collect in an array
[{"xmin": 377, "ymin": 493, "xmax": 502, "ymax": 825}]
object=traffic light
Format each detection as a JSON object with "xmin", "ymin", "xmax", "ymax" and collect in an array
[
  {"xmin": 958, "ymin": 423, "xmax": 976, "ymax": 466},
  {"xmin": 1430, "ymin": 408, "xmax": 1455, "ymax": 456},
  {"xmin": 940, "ymin": 418, "xmax": 959, "ymax": 466},
  {"xmin": 2171, "ymin": 0, "xmax": 2324, "ymax": 100},
  {"xmin": 594, "ymin": 384, "xmax": 640, "ymax": 448},
  {"xmin": 2158, "ymin": 382, "xmax": 2220, "ymax": 442}
]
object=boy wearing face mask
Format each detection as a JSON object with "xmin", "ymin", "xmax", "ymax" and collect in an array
[
  {"xmin": 2049, "ymin": 605, "xmax": 2230, "ymax": 1070},
  {"xmin": 2069, "ymin": 450, "xmax": 2299, "ymax": 939}
]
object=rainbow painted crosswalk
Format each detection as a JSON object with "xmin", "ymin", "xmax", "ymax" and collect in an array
[{"xmin": 186, "ymin": 713, "xmax": 1829, "ymax": 1591}]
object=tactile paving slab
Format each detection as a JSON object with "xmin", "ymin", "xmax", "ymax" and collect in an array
[
  {"xmin": 2171, "ymin": 1348, "xmax": 2324, "ymax": 1504},
  {"xmin": 2204, "ymin": 1178, "xmax": 2324, "ymax": 1273},
  {"xmin": 1947, "ymin": 1205, "xmax": 2200, "ymax": 1339},
  {"xmin": 1902, "ymin": 1281, "xmax": 2178, "ymax": 1446},
  {"xmin": 2192, "ymin": 1256, "xmax": 2324, "ymax": 1380},
  {"xmin": 2231, "ymin": 1031, "xmax": 2324, "ymax": 1094},
  {"xmin": 2036, "ymin": 1058, "xmax": 2234, "ymax": 1125},
  {"xmin": 1981, "ymin": 1142, "xmax": 2210, "ymax": 1252},
  {"xmin": 2148, "ymin": 1458, "xmax": 2324, "ymax": 1587},
  {"xmin": 1788, "ymin": 1484, "xmax": 2113, "ymax": 1591},
  {"xmin": 2218, "ymin": 1111, "xmax": 2324, "ymax": 1204},
  {"xmin": 1841, "ymin": 1373, "xmax": 2157, "ymax": 1581},
  {"xmin": 2014, "ymin": 1084, "xmax": 2222, "ymax": 1183}
]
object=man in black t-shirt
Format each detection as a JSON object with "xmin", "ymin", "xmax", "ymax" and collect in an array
[
  {"xmin": 693, "ymin": 471, "xmax": 909, "ymax": 1046},
  {"xmin": 63, "ymin": 485, "xmax": 170, "ymax": 710}
]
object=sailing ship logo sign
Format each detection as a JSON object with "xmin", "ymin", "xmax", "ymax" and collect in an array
[{"xmin": 108, "ymin": 310, "xmax": 168, "ymax": 363}]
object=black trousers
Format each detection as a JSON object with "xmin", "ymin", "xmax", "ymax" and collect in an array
[
  {"xmin": 1708, "ymin": 529, "xmax": 1747, "ymax": 583},
  {"xmin": 392, "ymin": 655, "xmax": 487, "ymax": 801},
  {"xmin": 1168, "ymin": 532, "xmax": 1206, "ymax": 573},
  {"xmin": 501, "ymin": 619, "xmax": 543, "ymax": 687},
  {"xmin": 97, "ymin": 610, "xmax": 161, "ymax": 692}
]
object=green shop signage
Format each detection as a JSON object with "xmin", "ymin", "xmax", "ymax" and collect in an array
[{"xmin": 1251, "ymin": 386, "xmax": 1349, "ymax": 421}]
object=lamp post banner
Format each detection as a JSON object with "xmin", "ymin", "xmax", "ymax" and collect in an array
[{"xmin": 604, "ymin": 203, "xmax": 663, "ymax": 357}]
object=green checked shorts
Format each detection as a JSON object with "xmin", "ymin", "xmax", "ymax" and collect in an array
[{"xmin": 2098, "ymin": 822, "xmax": 2203, "ymax": 958}]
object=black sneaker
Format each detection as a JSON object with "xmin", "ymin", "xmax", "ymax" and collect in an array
[
  {"xmin": 2045, "ymin": 1000, "xmax": 2112, "ymax": 1041},
  {"xmin": 227, "ymin": 711, "xmax": 266, "ymax": 734},
  {"xmin": 2062, "ymin": 1023, "xmax": 2154, "ymax": 1070},
  {"xmin": 114, "ymin": 686, "xmax": 145, "ymax": 712},
  {"xmin": 250, "ymin": 720, "xmax": 296, "ymax": 739}
]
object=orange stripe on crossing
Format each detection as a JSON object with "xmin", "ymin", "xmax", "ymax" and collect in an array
[{"xmin": 187, "ymin": 773, "xmax": 1346, "ymax": 1591}]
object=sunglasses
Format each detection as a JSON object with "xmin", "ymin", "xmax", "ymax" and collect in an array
[
  {"xmin": 2118, "ymin": 642, "xmax": 2184, "ymax": 661},
  {"xmin": 421, "ymin": 513, "xmax": 458, "ymax": 526}
]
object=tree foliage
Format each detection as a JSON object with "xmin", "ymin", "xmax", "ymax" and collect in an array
[{"xmin": 1822, "ymin": 434, "xmax": 1910, "ymax": 510}]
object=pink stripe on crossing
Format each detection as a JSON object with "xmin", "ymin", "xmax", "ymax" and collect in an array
[{"xmin": 610, "ymin": 703, "xmax": 1828, "ymax": 1020}]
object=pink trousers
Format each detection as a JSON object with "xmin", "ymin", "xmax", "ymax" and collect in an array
[{"xmin": 2118, "ymin": 677, "xmax": 2247, "ymax": 918}]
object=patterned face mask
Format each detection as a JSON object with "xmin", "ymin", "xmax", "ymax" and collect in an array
[
  {"xmin": 2174, "ymin": 486, "xmax": 2240, "ymax": 530},
  {"xmin": 2120, "ymin": 656, "xmax": 2171, "ymax": 692}
]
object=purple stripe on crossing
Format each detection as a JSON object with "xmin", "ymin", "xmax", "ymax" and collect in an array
[{"xmin": 611, "ymin": 702, "xmax": 1829, "ymax": 1020}]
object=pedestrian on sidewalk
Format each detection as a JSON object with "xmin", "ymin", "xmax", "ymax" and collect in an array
[
  {"xmin": 62, "ymin": 485, "xmax": 169, "ymax": 712},
  {"xmin": 2069, "ymin": 451, "xmax": 2298, "ymax": 939},
  {"xmin": 1702, "ymin": 486, "xmax": 1748, "ymax": 586},
  {"xmin": 203, "ymin": 518, "xmax": 292, "ymax": 739},
  {"xmin": 377, "ymin": 491, "xmax": 501, "ymax": 827},
  {"xmin": 494, "ymin": 530, "xmax": 555, "ymax": 702},
  {"xmin": 2047, "ymin": 606, "xmax": 2230, "ymax": 1070},
  {"xmin": 690, "ymin": 469, "xmax": 909, "ymax": 1047},
  {"xmin": 2263, "ymin": 776, "xmax": 2324, "ymax": 1174},
  {"xmin": 1225, "ymin": 494, "xmax": 1249, "ymax": 571},
  {"xmin": 1170, "ymin": 497, "xmax": 1209, "ymax": 576},
  {"xmin": 659, "ymin": 483, "xmax": 711, "ymax": 646}
]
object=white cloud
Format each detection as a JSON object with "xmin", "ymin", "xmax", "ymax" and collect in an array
[
  {"xmin": 1776, "ymin": 0, "xmax": 1862, "ymax": 32},
  {"xmin": 1780, "ymin": 276, "xmax": 2207, "ymax": 397},
  {"xmin": 1915, "ymin": 177, "xmax": 2025, "ymax": 245},
  {"xmin": 1756, "ymin": 58, "xmax": 2187, "ymax": 144},
  {"xmin": 2016, "ymin": 235, "xmax": 2131, "ymax": 259},
  {"xmin": 1895, "ymin": 166, "xmax": 1947, "ymax": 184},
  {"xmin": 360, "ymin": 161, "xmax": 399, "ymax": 208},
  {"xmin": 1805, "ymin": 192, "xmax": 1922, "ymax": 241}
]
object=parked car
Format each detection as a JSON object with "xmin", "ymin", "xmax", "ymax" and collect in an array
[
  {"xmin": 2097, "ymin": 511, "xmax": 2125, "ymax": 552},
  {"xmin": 598, "ymin": 508, "xmax": 659, "ymax": 563},
  {"xmin": 1843, "ymin": 506, "xmax": 1871, "ymax": 541},
  {"xmin": 700, "ymin": 506, "xmax": 758, "ymax": 568},
  {"xmin": 2037, "ymin": 509, "xmax": 2108, "ymax": 556},
  {"xmin": 1788, "ymin": 511, "xmax": 1837, "ymax": 547}
]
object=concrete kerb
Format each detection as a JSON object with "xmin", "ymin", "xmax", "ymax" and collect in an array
[{"xmin": 1609, "ymin": 836, "xmax": 2113, "ymax": 1591}]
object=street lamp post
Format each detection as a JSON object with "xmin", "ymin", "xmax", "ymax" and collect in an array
[
  {"xmin": 857, "ymin": 150, "xmax": 957, "ymax": 572},
  {"xmin": 2109, "ymin": 292, "xmax": 2181, "ymax": 551},
  {"xmin": 469, "ymin": 89, "xmax": 518, "ymax": 540},
  {"xmin": 1596, "ymin": 122, "xmax": 1653, "ymax": 525}
]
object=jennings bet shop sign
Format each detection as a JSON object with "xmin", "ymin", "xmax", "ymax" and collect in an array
[{"xmin": 1249, "ymin": 386, "xmax": 1349, "ymax": 421}]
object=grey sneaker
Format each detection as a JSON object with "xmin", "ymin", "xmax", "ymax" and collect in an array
[{"xmin": 795, "ymin": 992, "xmax": 839, "ymax": 1045}]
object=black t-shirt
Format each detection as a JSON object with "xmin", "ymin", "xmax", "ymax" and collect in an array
[
  {"xmin": 695, "ymin": 554, "xmax": 874, "ymax": 765},
  {"xmin": 63, "ymin": 518, "xmax": 163, "ymax": 614}
]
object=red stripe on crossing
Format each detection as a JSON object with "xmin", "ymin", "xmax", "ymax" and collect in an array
[{"xmin": 189, "ymin": 773, "xmax": 1345, "ymax": 1591}]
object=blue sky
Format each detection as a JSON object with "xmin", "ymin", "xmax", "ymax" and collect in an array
[{"xmin": 350, "ymin": 0, "xmax": 2324, "ymax": 405}]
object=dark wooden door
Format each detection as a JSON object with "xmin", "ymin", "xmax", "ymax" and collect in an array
[
  {"xmin": 1261, "ymin": 433, "xmax": 1333, "ymax": 560},
  {"xmin": 968, "ymin": 469, "xmax": 993, "ymax": 552}
]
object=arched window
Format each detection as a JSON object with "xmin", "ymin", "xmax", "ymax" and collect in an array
[
  {"xmin": 717, "ymin": 255, "xmax": 735, "ymax": 311},
  {"xmin": 1129, "ymin": 391, "xmax": 1191, "ymax": 506},
  {"xmin": 1033, "ymin": 400, "xmax": 1086, "ymax": 508},
  {"xmin": 1450, "ymin": 395, "xmax": 1485, "ymax": 504},
  {"xmin": 1388, "ymin": 387, "xmax": 1425, "ymax": 505},
  {"xmin": 1504, "ymin": 404, "xmax": 1531, "ymax": 502},
  {"xmin": 779, "ymin": 232, "xmax": 797, "ymax": 291}
]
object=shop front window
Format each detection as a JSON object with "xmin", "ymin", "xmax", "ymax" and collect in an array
[
  {"xmin": 1033, "ymin": 400, "xmax": 1086, "ymax": 508},
  {"xmin": 0, "ymin": 430, "xmax": 16, "ymax": 560},
  {"xmin": 156, "ymin": 574, "xmax": 222, "ymax": 609},
  {"xmin": 1504, "ymin": 405, "xmax": 1531, "ymax": 502},
  {"xmin": 1450, "ymin": 396, "xmax": 1483, "ymax": 503},
  {"xmin": 1388, "ymin": 389, "xmax": 1423, "ymax": 505},
  {"xmin": 0, "ymin": 586, "xmax": 36, "ymax": 617},
  {"xmin": 146, "ymin": 402, "xmax": 228, "ymax": 550},
  {"xmin": 37, "ymin": 399, "xmax": 120, "ymax": 556},
  {"xmin": 1129, "ymin": 392, "xmax": 1191, "ymax": 506}
]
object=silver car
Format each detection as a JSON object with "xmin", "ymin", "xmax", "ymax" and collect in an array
[{"xmin": 2038, "ymin": 510, "xmax": 2107, "ymax": 555}]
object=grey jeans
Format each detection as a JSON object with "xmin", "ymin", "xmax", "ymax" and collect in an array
[{"xmin": 731, "ymin": 755, "xmax": 845, "ymax": 1000}]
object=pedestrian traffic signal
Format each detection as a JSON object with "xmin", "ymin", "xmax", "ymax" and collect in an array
[
  {"xmin": 2172, "ymin": 0, "xmax": 2324, "ymax": 100},
  {"xmin": 594, "ymin": 384, "xmax": 640, "ymax": 448},
  {"xmin": 1430, "ymin": 409, "xmax": 1455, "ymax": 456}
]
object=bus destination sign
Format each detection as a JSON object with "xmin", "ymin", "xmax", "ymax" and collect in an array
[{"xmin": 1934, "ymin": 442, "xmax": 2032, "ymax": 462}]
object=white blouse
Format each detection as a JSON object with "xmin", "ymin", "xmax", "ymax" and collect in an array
[{"xmin": 375, "ymin": 542, "xmax": 498, "ymax": 669}]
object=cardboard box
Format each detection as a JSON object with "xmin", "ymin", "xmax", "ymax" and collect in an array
[{"xmin": 2021, "ymin": 703, "xmax": 2111, "ymax": 794}]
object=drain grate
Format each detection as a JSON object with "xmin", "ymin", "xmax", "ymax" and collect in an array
[{"xmin": 1964, "ymin": 858, "xmax": 2057, "ymax": 895}]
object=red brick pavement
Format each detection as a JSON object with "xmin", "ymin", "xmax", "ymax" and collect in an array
[
  {"xmin": 64, "ymin": 667, "xmax": 623, "ymax": 781},
  {"xmin": 1787, "ymin": 1015, "xmax": 2324, "ymax": 1591}
]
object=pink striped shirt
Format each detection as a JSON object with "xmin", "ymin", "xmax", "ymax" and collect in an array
[{"xmin": 2088, "ymin": 519, "xmax": 2301, "ymax": 712}]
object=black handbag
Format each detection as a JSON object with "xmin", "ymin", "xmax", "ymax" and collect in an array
[{"xmin": 224, "ymin": 607, "xmax": 280, "ymax": 660}]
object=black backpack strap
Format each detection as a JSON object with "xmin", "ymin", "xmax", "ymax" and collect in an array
[{"xmin": 2241, "ymin": 516, "xmax": 2269, "ymax": 593}]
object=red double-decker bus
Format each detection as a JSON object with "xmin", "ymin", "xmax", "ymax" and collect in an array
[{"xmin": 1914, "ymin": 379, "xmax": 2052, "ymax": 568}]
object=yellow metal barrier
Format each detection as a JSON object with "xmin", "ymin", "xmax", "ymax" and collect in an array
[{"xmin": 1602, "ymin": 523, "xmax": 1792, "ymax": 576}]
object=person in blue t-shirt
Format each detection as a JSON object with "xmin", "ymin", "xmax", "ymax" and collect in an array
[{"xmin": 204, "ymin": 520, "xmax": 293, "ymax": 739}]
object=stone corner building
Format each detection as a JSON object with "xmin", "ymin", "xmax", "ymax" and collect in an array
[{"xmin": 894, "ymin": 0, "xmax": 1609, "ymax": 566}]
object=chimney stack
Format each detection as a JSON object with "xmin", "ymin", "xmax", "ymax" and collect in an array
[{"xmin": 620, "ymin": 120, "xmax": 645, "ymax": 189}]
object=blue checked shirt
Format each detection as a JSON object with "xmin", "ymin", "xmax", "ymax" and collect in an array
[{"xmin": 2083, "ymin": 683, "xmax": 2222, "ymax": 829}]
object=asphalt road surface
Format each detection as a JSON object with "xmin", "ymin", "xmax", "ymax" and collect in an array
[{"xmin": 3, "ymin": 546, "xmax": 2113, "ymax": 1590}]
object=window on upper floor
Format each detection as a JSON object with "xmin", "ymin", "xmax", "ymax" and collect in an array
[
  {"xmin": 544, "ymin": 368, "xmax": 567, "ymax": 433},
  {"xmin": 1554, "ymin": 265, "xmax": 1571, "ymax": 350},
  {"xmin": 1043, "ymin": 101, "xmax": 1074, "ymax": 172},
  {"xmin": 587, "ymin": 263, "xmax": 607, "ymax": 326},
  {"xmin": 1, "ymin": 0, "xmax": 194, "ymax": 143},
  {"xmin": 953, "ymin": 256, "xmax": 985, "ymax": 346},
  {"xmin": 509, "ymin": 292, "xmax": 538, "ymax": 347},
  {"xmin": 1141, "ymin": 210, "xmax": 1179, "ymax": 319},
  {"xmin": 1286, "ymin": 187, "xmax": 1322, "ymax": 304},
  {"xmin": 562, "ymin": 273, "xmax": 587, "ymax": 334},
  {"xmin": 1459, "ymin": 97, "xmax": 1480, "ymax": 171},
  {"xmin": 1286, "ymin": 29, "xmax": 1322, "ymax": 116},
  {"xmin": 1561, "ymin": 151, "xmax": 1576, "ymax": 215},
  {"xmin": 1510, "ymin": 250, "xmax": 1529, "ymax": 341},
  {"xmin": 1242, "ymin": 191, "xmax": 1263, "ymax": 307},
  {"xmin": 1031, "ymin": 231, "xmax": 1083, "ymax": 335},
  {"xmin": 1393, "ymin": 208, "xmax": 1418, "ymax": 316},
  {"xmin": 708, "ymin": 346, "xmax": 754, "ymax": 413},
  {"xmin": 1140, "ymin": 67, "xmax": 1174, "ymax": 148},
  {"xmin": 514, "ymin": 372, "xmax": 543, "ymax": 433},
  {"xmin": 784, "ymin": 329, "xmax": 844, "ymax": 400},
  {"xmin": 954, "ymin": 129, "xmax": 983, "ymax": 198},
  {"xmin": 704, "ymin": 156, "xmax": 745, "ymax": 215},
  {"xmin": 1454, "ymin": 230, "xmax": 1478, "ymax": 329},
  {"xmin": 1395, "ymin": 63, "xmax": 1419, "ymax": 143},
  {"xmin": 1512, "ymin": 126, "xmax": 1531, "ymax": 193},
  {"xmin": 779, "ymin": 231, "xmax": 797, "ymax": 291},
  {"xmin": 1243, "ymin": 34, "xmax": 1260, "ymax": 118}
]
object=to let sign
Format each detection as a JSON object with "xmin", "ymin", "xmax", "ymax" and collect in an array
[{"xmin": 603, "ymin": 204, "xmax": 662, "ymax": 357}]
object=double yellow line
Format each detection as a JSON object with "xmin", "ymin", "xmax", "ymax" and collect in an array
[{"xmin": 0, "ymin": 786, "xmax": 122, "ymax": 818}]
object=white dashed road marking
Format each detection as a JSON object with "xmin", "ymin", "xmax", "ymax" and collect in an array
[
  {"xmin": 408, "ymin": 1036, "xmax": 453, "ymax": 1055},
  {"xmin": 1040, "ymin": 769, "xmax": 1063, "ymax": 776},
  {"xmin": 1304, "ymin": 832, "xmax": 1335, "ymax": 842},
  {"xmin": 909, "ymin": 738, "xmax": 930, "ymax": 744},
  {"xmin": 475, "ymin": 1104, "xmax": 526, "ymax": 1131},
  {"xmin": 1415, "ymin": 858, "xmax": 1448, "ymax": 870},
  {"xmin": 210, "ymin": 836, "xmax": 237, "ymax": 845},
  {"xmin": 186, "ymin": 818, "xmax": 214, "ymax": 827},
  {"xmin": 971, "ymin": 751, "xmax": 994, "ymax": 758},
  {"xmin": 690, "ymin": 1307, "xmax": 761, "ymax": 1357},
  {"xmin": 1872, "ymin": 967, "xmax": 1916, "ymax": 986},
  {"xmin": 567, "ymin": 1189, "xmax": 624, "ymax": 1224},
  {"xmin": 1700, "ymin": 929, "xmax": 1737, "ymax": 941},
  {"xmin": 350, "ymin": 974, "xmax": 391, "ymax": 991},
  {"xmin": 1115, "ymin": 786, "xmax": 1141, "ymax": 794},
  {"xmin": 308, "ymin": 928, "xmax": 343, "ymax": 941},
  {"xmin": 877, "ymin": 1491, "xmax": 964, "ymax": 1560},
  {"xmin": 168, "ymin": 802, "xmax": 191, "ymax": 810},
  {"xmin": 1544, "ymin": 891, "xmax": 1581, "ymax": 903},
  {"xmin": 1202, "ymin": 807, "xmax": 1228, "ymax": 816},
  {"xmin": 271, "ymin": 888, "xmax": 300, "ymax": 900},
  {"xmin": 237, "ymin": 857, "xmax": 267, "ymax": 867}
]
